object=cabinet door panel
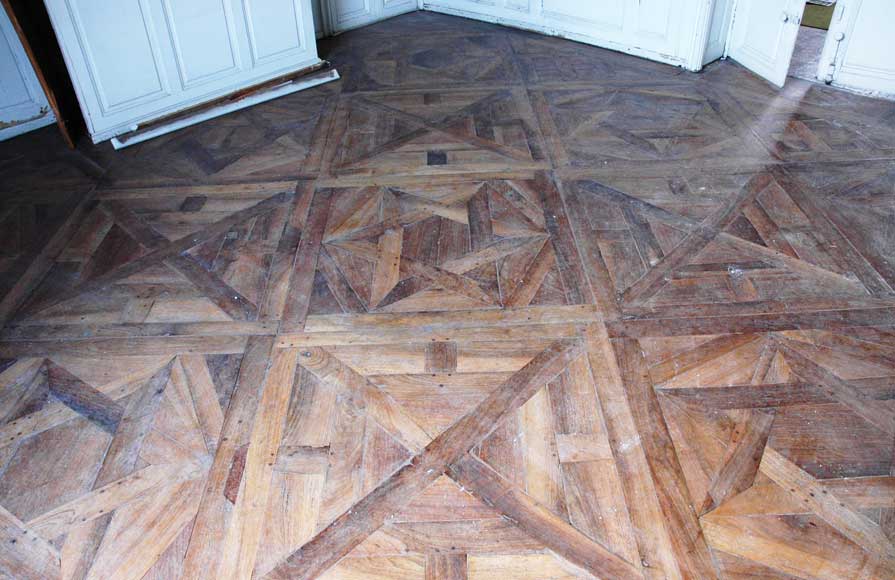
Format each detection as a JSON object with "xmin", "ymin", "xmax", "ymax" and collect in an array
[
  {"xmin": 328, "ymin": 0, "xmax": 375, "ymax": 31},
  {"xmin": 243, "ymin": 0, "xmax": 308, "ymax": 63},
  {"xmin": 727, "ymin": 0, "xmax": 806, "ymax": 86},
  {"xmin": 0, "ymin": 6, "xmax": 54, "ymax": 140},
  {"xmin": 382, "ymin": 0, "xmax": 417, "ymax": 17},
  {"xmin": 161, "ymin": 0, "xmax": 241, "ymax": 88},
  {"xmin": 64, "ymin": 0, "xmax": 169, "ymax": 112},
  {"xmin": 542, "ymin": 0, "xmax": 626, "ymax": 34},
  {"xmin": 832, "ymin": 0, "xmax": 895, "ymax": 94}
]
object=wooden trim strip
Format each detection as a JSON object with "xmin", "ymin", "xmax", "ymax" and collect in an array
[
  {"xmin": 610, "ymin": 306, "xmax": 895, "ymax": 337},
  {"xmin": 20, "ymin": 192, "xmax": 287, "ymax": 319},
  {"xmin": 760, "ymin": 447, "xmax": 895, "ymax": 566},
  {"xmin": 0, "ymin": 321, "xmax": 277, "ymax": 342},
  {"xmin": 264, "ymin": 339, "xmax": 583, "ymax": 580},
  {"xmin": 613, "ymin": 336, "xmax": 721, "ymax": 578},
  {"xmin": 297, "ymin": 346, "xmax": 433, "ymax": 453},
  {"xmin": 281, "ymin": 188, "xmax": 333, "ymax": 333},
  {"xmin": 777, "ymin": 339, "xmax": 895, "ymax": 437},
  {"xmin": 621, "ymin": 172, "xmax": 773, "ymax": 305},
  {"xmin": 448, "ymin": 454, "xmax": 640, "ymax": 579}
]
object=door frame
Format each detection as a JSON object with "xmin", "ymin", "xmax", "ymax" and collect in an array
[{"xmin": 722, "ymin": 0, "xmax": 807, "ymax": 86}]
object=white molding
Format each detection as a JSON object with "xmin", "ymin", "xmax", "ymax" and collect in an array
[
  {"xmin": 422, "ymin": 2, "xmax": 689, "ymax": 67},
  {"xmin": 111, "ymin": 68, "xmax": 338, "ymax": 148}
]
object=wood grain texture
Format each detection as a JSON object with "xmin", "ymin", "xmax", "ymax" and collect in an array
[{"xmin": 2, "ymin": 10, "xmax": 895, "ymax": 580}]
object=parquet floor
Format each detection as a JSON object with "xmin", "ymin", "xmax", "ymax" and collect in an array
[{"xmin": 1, "ymin": 11, "xmax": 894, "ymax": 580}]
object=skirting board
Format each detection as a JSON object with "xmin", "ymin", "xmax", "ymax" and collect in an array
[{"xmin": 111, "ymin": 68, "xmax": 340, "ymax": 150}]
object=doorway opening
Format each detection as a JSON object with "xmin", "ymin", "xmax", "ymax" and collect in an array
[{"xmin": 789, "ymin": 1, "xmax": 834, "ymax": 82}]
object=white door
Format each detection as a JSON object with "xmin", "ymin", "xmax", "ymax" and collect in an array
[
  {"xmin": 326, "ymin": 0, "xmax": 417, "ymax": 34},
  {"xmin": 823, "ymin": 0, "xmax": 895, "ymax": 96},
  {"xmin": 0, "ymin": 5, "xmax": 54, "ymax": 141},
  {"xmin": 726, "ymin": 0, "xmax": 807, "ymax": 86},
  {"xmin": 44, "ymin": 0, "xmax": 324, "ymax": 142}
]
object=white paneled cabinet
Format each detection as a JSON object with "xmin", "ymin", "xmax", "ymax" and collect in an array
[
  {"xmin": 423, "ymin": 0, "xmax": 711, "ymax": 70},
  {"xmin": 1, "ymin": 4, "xmax": 55, "ymax": 141},
  {"xmin": 44, "ymin": 0, "xmax": 325, "ymax": 142},
  {"xmin": 325, "ymin": 0, "xmax": 416, "ymax": 33}
]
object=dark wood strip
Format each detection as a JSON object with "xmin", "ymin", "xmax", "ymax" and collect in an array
[
  {"xmin": 0, "ymin": 321, "xmax": 276, "ymax": 341},
  {"xmin": 20, "ymin": 192, "xmax": 287, "ymax": 319},
  {"xmin": 610, "ymin": 306, "xmax": 895, "ymax": 337},
  {"xmin": 101, "ymin": 200, "xmax": 258, "ymax": 321},
  {"xmin": 400, "ymin": 258, "xmax": 495, "ymax": 306},
  {"xmin": 621, "ymin": 172, "xmax": 773, "ymax": 305},
  {"xmin": 448, "ymin": 455, "xmax": 640, "ymax": 579},
  {"xmin": 658, "ymin": 383, "xmax": 832, "ymax": 409},
  {"xmin": 0, "ymin": 189, "xmax": 94, "ymax": 327},
  {"xmin": 265, "ymin": 340, "xmax": 582, "ymax": 580},
  {"xmin": 317, "ymin": 246, "xmax": 368, "ymax": 313},
  {"xmin": 613, "ymin": 337, "xmax": 721, "ymax": 578},
  {"xmin": 47, "ymin": 361, "xmax": 124, "ymax": 433},
  {"xmin": 281, "ymin": 188, "xmax": 333, "ymax": 332},
  {"xmin": 777, "ymin": 339, "xmax": 895, "ymax": 437},
  {"xmin": 649, "ymin": 333, "xmax": 762, "ymax": 384},
  {"xmin": 701, "ymin": 409, "xmax": 775, "ymax": 514},
  {"xmin": 774, "ymin": 167, "xmax": 893, "ymax": 297},
  {"xmin": 298, "ymin": 346, "xmax": 432, "ymax": 453},
  {"xmin": 0, "ymin": 336, "xmax": 248, "ymax": 358},
  {"xmin": 425, "ymin": 341, "xmax": 458, "ymax": 374},
  {"xmin": 425, "ymin": 553, "xmax": 467, "ymax": 580},
  {"xmin": 467, "ymin": 184, "xmax": 493, "ymax": 252},
  {"xmin": 350, "ymin": 92, "xmax": 532, "ymax": 164},
  {"xmin": 182, "ymin": 336, "xmax": 275, "ymax": 578},
  {"xmin": 534, "ymin": 173, "xmax": 589, "ymax": 306},
  {"xmin": 503, "ymin": 239, "xmax": 553, "ymax": 308},
  {"xmin": 622, "ymin": 204, "xmax": 664, "ymax": 268}
]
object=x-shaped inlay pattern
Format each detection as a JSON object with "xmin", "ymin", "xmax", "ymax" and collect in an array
[{"xmin": 264, "ymin": 339, "xmax": 639, "ymax": 580}]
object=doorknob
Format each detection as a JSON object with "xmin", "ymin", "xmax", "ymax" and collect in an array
[{"xmin": 781, "ymin": 12, "xmax": 790, "ymax": 23}]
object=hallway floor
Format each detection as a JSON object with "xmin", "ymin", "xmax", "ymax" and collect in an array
[{"xmin": 0, "ymin": 10, "xmax": 894, "ymax": 580}]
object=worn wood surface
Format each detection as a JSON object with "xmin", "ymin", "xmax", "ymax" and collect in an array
[{"xmin": 0, "ymin": 10, "xmax": 894, "ymax": 580}]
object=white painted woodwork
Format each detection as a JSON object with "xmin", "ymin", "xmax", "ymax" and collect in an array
[
  {"xmin": 43, "ymin": 0, "xmax": 324, "ymax": 142},
  {"xmin": 726, "ymin": 0, "xmax": 807, "ymax": 86},
  {"xmin": 703, "ymin": 0, "xmax": 733, "ymax": 64},
  {"xmin": 325, "ymin": 0, "xmax": 416, "ymax": 33},
  {"xmin": 0, "ymin": 5, "xmax": 55, "ymax": 141},
  {"xmin": 821, "ymin": 0, "xmax": 895, "ymax": 97},
  {"xmin": 423, "ymin": 0, "xmax": 713, "ymax": 71}
]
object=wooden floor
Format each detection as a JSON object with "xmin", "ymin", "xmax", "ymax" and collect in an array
[{"xmin": 1, "ymin": 11, "xmax": 894, "ymax": 580}]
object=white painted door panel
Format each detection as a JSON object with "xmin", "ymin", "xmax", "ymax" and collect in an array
[
  {"xmin": 542, "ymin": 0, "xmax": 626, "ymax": 36},
  {"xmin": 327, "ymin": 0, "xmax": 376, "ymax": 31},
  {"xmin": 326, "ymin": 0, "xmax": 417, "ymax": 33},
  {"xmin": 426, "ymin": 0, "xmax": 695, "ymax": 68},
  {"xmin": 828, "ymin": 0, "xmax": 895, "ymax": 96},
  {"xmin": 0, "ymin": 5, "xmax": 54, "ymax": 141},
  {"xmin": 382, "ymin": 0, "xmax": 417, "ymax": 18},
  {"xmin": 68, "ymin": 0, "xmax": 171, "ymax": 112},
  {"xmin": 44, "ymin": 0, "xmax": 321, "ymax": 141},
  {"xmin": 161, "ymin": 0, "xmax": 242, "ymax": 88},
  {"xmin": 727, "ymin": 0, "xmax": 807, "ymax": 86},
  {"xmin": 244, "ymin": 0, "xmax": 310, "ymax": 63},
  {"xmin": 704, "ymin": 0, "xmax": 734, "ymax": 64}
]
